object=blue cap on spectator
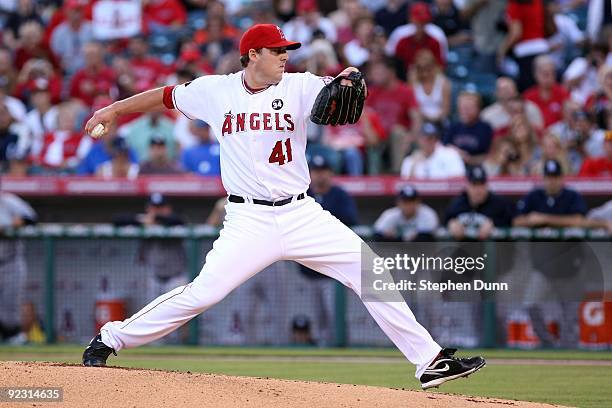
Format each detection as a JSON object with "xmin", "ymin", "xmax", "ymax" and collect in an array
[
  {"xmin": 292, "ymin": 314, "xmax": 311, "ymax": 330},
  {"xmin": 309, "ymin": 154, "xmax": 331, "ymax": 170},
  {"xmin": 398, "ymin": 185, "xmax": 419, "ymax": 200},
  {"xmin": 543, "ymin": 159, "xmax": 562, "ymax": 177},
  {"xmin": 420, "ymin": 122, "xmax": 440, "ymax": 137},
  {"xmin": 467, "ymin": 165, "xmax": 487, "ymax": 184},
  {"xmin": 149, "ymin": 192, "xmax": 167, "ymax": 206}
]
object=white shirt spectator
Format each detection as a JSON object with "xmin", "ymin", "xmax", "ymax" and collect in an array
[
  {"xmin": 50, "ymin": 21, "xmax": 94, "ymax": 75},
  {"xmin": 401, "ymin": 143, "xmax": 465, "ymax": 178},
  {"xmin": 25, "ymin": 107, "xmax": 59, "ymax": 156},
  {"xmin": 374, "ymin": 205, "xmax": 439, "ymax": 241}
]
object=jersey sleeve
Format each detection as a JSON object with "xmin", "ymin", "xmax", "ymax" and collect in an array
[
  {"xmin": 172, "ymin": 76, "xmax": 216, "ymax": 122},
  {"xmin": 301, "ymin": 72, "xmax": 332, "ymax": 119},
  {"xmin": 417, "ymin": 206, "xmax": 439, "ymax": 232}
]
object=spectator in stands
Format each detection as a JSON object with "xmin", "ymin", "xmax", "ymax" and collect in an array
[
  {"xmin": 445, "ymin": 165, "xmax": 515, "ymax": 240},
  {"xmin": 5, "ymin": 302, "xmax": 45, "ymax": 345},
  {"xmin": 530, "ymin": 132, "xmax": 572, "ymax": 175},
  {"xmin": 343, "ymin": 16, "xmax": 376, "ymax": 68},
  {"xmin": 545, "ymin": 1, "xmax": 586, "ymax": 73},
  {"xmin": 290, "ymin": 314, "xmax": 315, "ymax": 345},
  {"xmin": 481, "ymin": 77, "xmax": 544, "ymax": 138},
  {"xmin": 180, "ymin": 120, "xmax": 221, "ymax": 176},
  {"xmin": 0, "ymin": 84, "xmax": 27, "ymax": 123},
  {"xmin": 506, "ymin": 114, "xmax": 539, "ymax": 173},
  {"xmin": 96, "ymin": 136, "xmax": 139, "ymax": 179},
  {"xmin": 374, "ymin": 0, "xmax": 408, "ymax": 36},
  {"xmin": 299, "ymin": 154, "xmax": 358, "ymax": 345},
  {"xmin": 142, "ymin": 0, "xmax": 187, "ymax": 33},
  {"xmin": 443, "ymin": 91, "xmax": 493, "ymax": 166},
  {"xmin": 409, "ymin": 49, "xmax": 451, "ymax": 126},
  {"xmin": 483, "ymin": 137, "xmax": 526, "ymax": 177},
  {"xmin": 50, "ymin": 0, "xmax": 93, "ymax": 75},
  {"xmin": 579, "ymin": 131, "xmax": 612, "ymax": 176},
  {"xmin": 112, "ymin": 56, "xmax": 139, "ymax": 102},
  {"xmin": 69, "ymin": 42, "xmax": 117, "ymax": 108},
  {"xmin": 23, "ymin": 79, "xmax": 58, "ymax": 157},
  {"xmin": 282, "ymin": 0, "xmax": 338, "ymax": 46},
  {"xmin": 514, "ymin": 158, "xmax": 587, "ymax": 228},
  {"xmin": 431, "ymin": 0, "xmax": 470, "ymax": 47},
  {"xmin": 548, "ymin": 103, "xmax": 598, "ymax": 171},
  {"xmin": 2, "ymin": 0, "xmax": 44, "ymax": 51},
  {"xmin": 122, "ymin": 111, "xmax": 176, "ymax": 163},
  {"xmin": 77, "ymin": 134, "xmax": 139, "ymax": 176},
  {"xmin": 401, "ymin": 122, "xmax": 465, "ymax": 178},
  {"xmin": 35, "ymin": 102, "xmax": 91, "ymax": 173},
  {"xmin": 373, "ymin": 185, "xmax": 438, "ymax": 241},
  {"xmin": 139, "ymin": 136, "xmax": 183, "ymax": 175},
  {"xmin": 458, "ymin": 0, "xmax": 506, "ymax": 73},
  {"xmin": 199, "ymin": 16, "xmax": 238, "ymax": 69},
  {"xmin": 322, "ymin": 107, "xmax": 385, "ymax": 175},
  {"xmin": 585, "ymin": 64, "xmax": 612, "ymax": 131},
  {"xmin": 127, "ymin": 35, "xmax": 168, "ymax": 94},
  {"xmin": 366, "ymin": 58, "xmax": 420, "ymax": 173},
  {"xmin": 386, "ymin": 2, "xmax": 447, "ymax": 73},
  {"xmin": 563, "ymin": 42, "xmax": 607, "ymax": 107},
  {"xmin": 0, "ymin": 189, "xmax": 37, "ymax": 343},
  {"xmin": 498, "ymin": 0, "xmax": 549, "ymax": 92},
  {"xmin": 0, "ymin": 49, "xmax": 17, "ymax": 95},
  {"xmin": 0, "ymin": 103, "xmax": 20, "ymax": 173},
  {"xmin": 328, "ymin": 0, "xmax": 368, "ymax": 45},
  {"xmin": 523, "ymin": 55, "xmax": 570, "ymax": 128},
  {"xmin": 14, "ymin": 21, "xmax": 58, "ymax": 71},
  {"xmin": 14, "ymin": 58, "xmax": 62, "ymax": 106}
]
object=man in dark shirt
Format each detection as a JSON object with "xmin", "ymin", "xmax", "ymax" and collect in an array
[
  {"xmin": 445, "ymin": 165, "xmax": 514, "ymax": 240},
  {"xmin": 139, "ymin": 135, "xmax": 183, "ymax": 175},
  {"xmin": 301, "ymin": 154, "xmax": 359, "ymax": 345},
  {"xmin": 514, "ymin": 159, "xmax": 587, "ymax": 228},
  {"xmin": 443, "ymin": 91, "xmax": 493, "ymax": 166},
  {"xmin": 514, "ymin": 159, "xmax": 587, "ymax": 348}
]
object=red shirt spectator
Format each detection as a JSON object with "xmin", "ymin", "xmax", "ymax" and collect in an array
[
  {"xmin": 14, "ymin": 21, "xmax": 60, "ymax": 71},
  {"xmin": 143, "ymin": 0, "xmax": 187, "ymax": 28},
  {"xmin": 126, "ymin": 36, "xmax": 169, "ymax": 92},
  {"xmin": 579, "ymin": 133, "xmax": 612, "ymax": 176},
  {"xmin": 367, "ymin": 58, "xmax": 419, "ymax": 136},
  {"xmin": 69, "ymin": 43, "xmax": 117, "ymax": 107},
  {"xmin": 523, "ymin": 84, "xmax": 569, "ymax": 128},
  {"xmin": 368, "ymin": 83, "xmax": 418, "ymax": 135},
  {"xmin": 386, "ymin": 2, "xmax": 446, "ymax": 70},
  {"xmin": 14, "ymin": 75, "xmax": 63, "ymax": 105},
  {"xmin": 523, "ymin": 55, "xmax": 569, "ymax": 128},
  {"xmin": 506, "ymin": 0, "xmax": 545, "ymax": 42}
]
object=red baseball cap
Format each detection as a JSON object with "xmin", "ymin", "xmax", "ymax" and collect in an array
[
  {"xmin": 239, "ymin": 24, "xmax": 301, "ymax": 56},
  {"xmin": 410, "ymin": 2, "xmax": 432, "ymax": 24}
]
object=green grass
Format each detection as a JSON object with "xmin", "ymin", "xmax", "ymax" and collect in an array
[{"xmin": 1, "ymin": 345, "xmax": 611, "ymax": 407}]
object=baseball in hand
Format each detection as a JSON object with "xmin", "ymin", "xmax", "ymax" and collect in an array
[{"xmin": 91, "ymin": 123, "xmax": 106, "ymax": 139}]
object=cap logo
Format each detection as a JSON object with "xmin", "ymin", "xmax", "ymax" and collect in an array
[{"xmin": 276, "ymin": 26, "xmax": 285, "ymax": 40}]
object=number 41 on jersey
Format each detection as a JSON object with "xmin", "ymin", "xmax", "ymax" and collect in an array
[{"xmin": 269, "ymin": 138, "xmax": 293, "ymax": 165}]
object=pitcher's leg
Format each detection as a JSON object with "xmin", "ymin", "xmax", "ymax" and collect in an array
[
  {"xmin": 285, "ymin": 199, "xmax": 441, "ymax": 377},
  {"xmin": 101, "ymin": 203, "xmax": 281, "ymax": 351}
]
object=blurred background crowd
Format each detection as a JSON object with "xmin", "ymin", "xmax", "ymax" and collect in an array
[{"xmin": 0, "ymin": 0, "xmax": 610, "ymax": 178}]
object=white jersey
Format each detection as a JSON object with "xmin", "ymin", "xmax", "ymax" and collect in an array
[{"xmin": 172, "ymin": 71, "xmax": 328, "ymax": 201}]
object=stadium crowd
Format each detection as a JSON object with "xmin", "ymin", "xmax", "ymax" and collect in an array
[{"xmin": 0, "ymin": 0, "xmax": 610, "ymax": 178}]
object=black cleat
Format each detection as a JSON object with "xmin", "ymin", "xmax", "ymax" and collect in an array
[
  {"xmin": 82, "ymin": 333, "xmax": 116, "ymax": 367},
  {"xmin": 420, "ymin": 348, "xmax": 485, "ymax": 390}
]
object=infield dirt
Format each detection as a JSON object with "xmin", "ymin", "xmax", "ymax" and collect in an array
[{"xmin": 0, "ymin": 361, "xmax": 566, "ymax": 408}]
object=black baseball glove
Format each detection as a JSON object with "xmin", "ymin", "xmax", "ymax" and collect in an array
[{"xmin": 310, "ymin": 71, "xmax": 367, "ymax": 126}]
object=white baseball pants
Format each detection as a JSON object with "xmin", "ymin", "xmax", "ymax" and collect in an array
[{"xmin": 101, "ymin": 196, "xmax": 441, "ymax": 378}]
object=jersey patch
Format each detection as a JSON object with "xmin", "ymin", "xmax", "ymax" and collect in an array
[{"xmin": 272, "ymin": 99, "xmax": 283, "ymax": 110}]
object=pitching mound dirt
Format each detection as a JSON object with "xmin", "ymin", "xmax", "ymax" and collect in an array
[{"xmin": 1, "ymin": 361, "xmax": 563, "ymax": 408}]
